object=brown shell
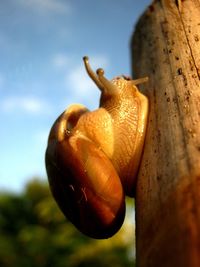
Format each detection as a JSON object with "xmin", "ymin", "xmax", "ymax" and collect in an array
[{"xmin": 45, "ymin": 107, "xmax": 125, "ymax": 239}]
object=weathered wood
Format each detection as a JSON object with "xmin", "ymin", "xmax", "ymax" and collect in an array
[{"xmin": 131, "ymin": 0, "xmax": 200, "ymax": 266}]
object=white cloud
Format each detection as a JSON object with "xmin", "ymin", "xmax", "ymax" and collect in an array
[
  {"xmin": 1, "ymin": 96, "xmax": 52, "ymax": 115},
  {"xmin": 18, "ymin": 0, "xmax": 71, "ymax": 14},
  {"xmin": 52, "ymin": 53, "xmax": 70, "ymax": 69},
  {"xmin": 68, "ymin": 65, "xmax": 95, "ymax": 94}
]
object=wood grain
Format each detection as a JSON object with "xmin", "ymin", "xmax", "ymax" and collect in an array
[{"xmin": 131, "ymin": 0, "xmax": 200, "ymax": 266}]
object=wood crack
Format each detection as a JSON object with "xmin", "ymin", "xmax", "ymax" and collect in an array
[{"xmin": 177, "ymin": 3, "xmax": 200, "ymax": 80}]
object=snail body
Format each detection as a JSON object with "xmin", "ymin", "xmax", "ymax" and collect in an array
[{"xmin": 45, "ymin": 57, "xmax": 148, "ymax": 239}]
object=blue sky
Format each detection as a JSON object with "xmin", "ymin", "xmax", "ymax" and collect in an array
[{"xmin": 0, "ymin": 0, "xmax": 151, "ymax": 192}]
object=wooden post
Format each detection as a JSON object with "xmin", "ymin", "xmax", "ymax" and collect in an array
[{"xmin": 131, "ymin": 0, "xmax": 200, "ymax": 266}]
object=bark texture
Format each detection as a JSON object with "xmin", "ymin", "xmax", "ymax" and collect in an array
[{"xmin": 131, "ymin": 0, "xmax": 200, "ymax": 266}]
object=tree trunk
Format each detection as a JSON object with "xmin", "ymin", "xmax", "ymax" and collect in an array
[{"xmin": 131, "ymin": 0, "xmax": 200, "ymax": 266}]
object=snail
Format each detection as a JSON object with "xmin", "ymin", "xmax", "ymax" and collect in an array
[{"xmin": 45, "ymin": 56, "xmax": 148, "ymax": 239}]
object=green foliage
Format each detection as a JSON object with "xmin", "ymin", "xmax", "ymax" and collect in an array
[{"xmin": 0, "ymin": 178, "xmax": 135, "ymax": 267}]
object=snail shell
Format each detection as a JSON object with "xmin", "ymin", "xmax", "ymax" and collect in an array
[{"xmin": 45, "ymin": 57, "xmax": 148, "ymax": 239}]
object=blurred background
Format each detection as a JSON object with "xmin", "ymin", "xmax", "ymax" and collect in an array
[{"xmin": 0, "ymin": 0, "xmax": 151, "ymax": 266}]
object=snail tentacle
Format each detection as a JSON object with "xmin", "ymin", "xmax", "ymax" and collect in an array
[
  {"xmin": 83, "ymin": 56, "xmax": 104, "ymax": 92},
  {"xmin": 131, "ymin": 76, "xmax": 149, "ymax": 86},
  {"xmin": 96, "ymin": 67, "xmax": 118, "ymax": 95}
]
